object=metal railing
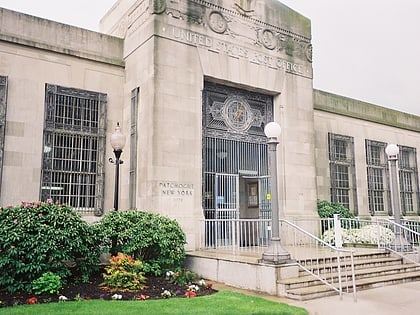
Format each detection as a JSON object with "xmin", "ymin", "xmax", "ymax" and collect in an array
[
  {"xmin": 318, "ymin": 217, "xmax": 420, "ymax": 264},
  {"xmin": 200, "ymin": 217, "xmax": 357, "ymax": 300},
  {"xmin": 201, "ymin": 218, "xmax": 271, "ymax": 251},
  {"xmin": 280, "ymin": 219, "xmax": 357, "ymax": 301}
]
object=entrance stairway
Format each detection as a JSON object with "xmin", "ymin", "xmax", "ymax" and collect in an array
[{"xmin": 278, "ymin": 249, "xmax": 420, "ymax": 301}]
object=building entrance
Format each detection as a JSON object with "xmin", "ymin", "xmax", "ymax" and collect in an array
[{"xmin": 202, "ymin": 82, "xmax": 273, "ymax": 247}]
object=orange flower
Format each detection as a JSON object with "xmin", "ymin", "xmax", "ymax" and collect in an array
[
  {"xmin": 184, "ymin": 291, "xmax": 197, "ymax": 298},
  {"xmin": 138, "ymin": 294, "xmax": 149, "ymax": 300}
]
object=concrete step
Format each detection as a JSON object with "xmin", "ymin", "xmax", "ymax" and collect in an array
[
  {"xmin": 297, "ymin": 256, "xmax": 403, "ymax": 277},
  {"xmin": 280, "ymin": 249, "xmax": 420, "ymax": 301},
  {"xmin": 282, "ymin": 263, "xmax": 420, "ymax": 290},
  {"xmin": 284, "ymin": 270, "xmax": 420, "ymax": 301}
]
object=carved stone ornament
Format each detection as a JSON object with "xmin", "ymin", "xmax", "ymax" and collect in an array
[
  {"xmin": 260, "ymin": 29, "xmax": 277, "ymax": 50},
  {"xmin": 305, "ymin": 43, "xmax": 313, "ymax": 62},
  {"xmin": 208, "ymin": 11, "xmax": 228, "ymax": 34},
  {"xmin": 152, "ymin": 0, "xmax": 166, "ymax": 14},
  {"xmin": 234, "ymin": 0, "xmax": 255, "ymax": 16}
]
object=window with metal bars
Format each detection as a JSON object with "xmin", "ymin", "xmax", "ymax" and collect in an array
[
  {"xmin": 40, "ymin": 84, "xmax": 107, "ymax": 215},
  {"xmin": 0, "ymin": 76, "xmax": 7, "ymax": 191},
  {"xmin": 328, "ymin": 133, "xmax": 357, "ymax": 213},
  {"xmin": 129, "ymin": 87, "xmax": 139, "ymax": 209},
  {"xmin": 365, "ymin": 139, "xmax": 389, "ymax": 215},
  {"xmin": 398, "ymin": 146, "xmax": 419, "ymax": 215}
]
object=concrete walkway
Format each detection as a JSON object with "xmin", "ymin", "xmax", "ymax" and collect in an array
[{"xmin": 213, "ymin": 281, "xmax": 420, "ymax": 315}]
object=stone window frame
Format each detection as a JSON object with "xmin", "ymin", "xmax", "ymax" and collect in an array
[
  {"xmin": 328, "ymin": 133, "xmax": 358, "ymax": 214},
  {"xmin": 398, "ymin": 145, "xmax": 420, "ymax": 215},
  {"xmin": 0, "ymin": 76, "xmax": 7, "ymax": 191},
  {"xmin": 129, "ymin": 87, "xmax": 140, "ymax": 210},
  {"xmin": 40, "ymin": 84, "xmax": 107, "ymax": 216},
  {"xmin": 365, "ymin": 139, "xmax": 390, "ymax": 215}
]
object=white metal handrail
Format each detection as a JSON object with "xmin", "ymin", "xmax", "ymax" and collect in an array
[
  {"xmin": 200, "ymin": 217, "xmax": 357, "ymax": 300},
  {"xmin": 280, "ymin": 219, "xmax": 357, "ymax": 301}
]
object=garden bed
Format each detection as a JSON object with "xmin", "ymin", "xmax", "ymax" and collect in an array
[{"xmin": 0, "ymin": 268, "xmax": 216, "ymax": 307}]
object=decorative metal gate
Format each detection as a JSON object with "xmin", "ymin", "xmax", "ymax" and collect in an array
[{"xmin": 202, "ymin": 82, "xmax": 273, "ymax": 247}]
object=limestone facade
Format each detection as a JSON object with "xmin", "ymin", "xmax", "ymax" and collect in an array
[{"xmin": 0, "ymin": 1, "xmax": 419, "ymax": 250}]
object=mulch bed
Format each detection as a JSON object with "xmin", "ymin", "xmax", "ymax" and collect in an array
[{"xmin": 0, "ymin": 269, "xmax": 217, "ymax": 307}]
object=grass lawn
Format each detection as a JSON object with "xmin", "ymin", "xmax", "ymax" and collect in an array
[{"xmin": 0, "ymin": 290, "xmax": 308, "ymax": 315}]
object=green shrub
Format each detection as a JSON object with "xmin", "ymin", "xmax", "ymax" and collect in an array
[
  {"xmin": 32, "ymin": 272, "xmax": 62, "ymax": 295},
  {"xmin": 102, "ymin": 252, "xmax": 146, "ymax": 291},
  {"xmin": 0, "ymin": 200, "xmax": 100, "ymax": 293},
  {"xmin": 317, "ymin": 199, "xmax": 354, "ymax": 218},
  {"xmin": 165, "ymin": 268, "xmax": 199, "ymax": 285},
  {"xmin": 93, "ymin": 210, "xmax": 186, "ymax": 276}
]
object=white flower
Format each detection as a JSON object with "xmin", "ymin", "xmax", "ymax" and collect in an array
[
  {"xmin": 111, "ymin": 294, "xmax": 122, "ymax": 300},
  {"xmin": 188, "ymin": 284, "xmax": 200, "ymax": 292},
  {"xmin": 161, "ymin": 289, "xmax": 172, "ymax": 298},
  {"xmin": 58, "ymin": 295, "xmax": 68, "ymax": 302},
  {"xmin": 166, "ymin": 271, "xmax": 174, "ymax": 277},
  {"xmin": 198, "ymin": 279, "xmax": 206, "ymax": 286}
]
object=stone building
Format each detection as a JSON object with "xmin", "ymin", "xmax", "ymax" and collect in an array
[{"xmin": 0, "ymin": 0, "xmax": 419, "ymax": 250}]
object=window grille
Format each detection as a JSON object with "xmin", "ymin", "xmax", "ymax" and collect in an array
[
  {"xmin": 328, "ymin": 133, "xmax": 357, "ymax": 213},
  {"xmin": 365, "ymin": 139, "xmax": 389, "ymax": 215},
  {"xmin": 398, "ymin": 146, "xmax": 419, "ymax": 215},
  {"xmin": 41, "ymin": 84, "xmax": 107, "ymax": 215},
  {"xmin": 0, "ymin": 76, "xmax": 7, "ymax": 192},
  {"xmin": 129, "ymin": 87, "xmax": 139, "ymax": 209}
]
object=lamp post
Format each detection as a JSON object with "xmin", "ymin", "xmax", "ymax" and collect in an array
[
  {"xmin": 385, "ymin": 144, "xmax": 411, "ymax": 252},
  {"xmin": 261, "ymin": 122, "xmax": 290, "ymax": 264},
  {"xmin": 109, "ymin": 122, "xmax": 126, "ymax": 211}
]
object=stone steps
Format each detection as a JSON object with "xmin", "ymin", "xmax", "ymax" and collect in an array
[{"xmin": 278, "ymin": 250, "xmax": 420, "ymax": 300}]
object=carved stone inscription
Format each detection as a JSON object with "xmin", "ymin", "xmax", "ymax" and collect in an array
[
  {"xmin": 159, "ymin": 181, "xmax": 194, "ymax": 197},
  {"xmin": 157, "ymin": 0, "xmax": 312, "ymax": 62},
  {"xmin": 167, "ymin": 26, "xmax": 308, "ymax": 76}
]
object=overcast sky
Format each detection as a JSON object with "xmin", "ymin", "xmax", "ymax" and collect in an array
[{"xmin": 0, "ymin": 0, "xmax": 419, "ymax": 116}]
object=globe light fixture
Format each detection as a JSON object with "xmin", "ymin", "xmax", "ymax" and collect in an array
[
  {"xmin": 261, "ymin": 121, "xmax": 290, "ymax": 264},
  {"xmin": 385, "ymin": 143, "xmax": 411, "ymax": 252},
  {"xmin": 109, "ymin": 122, "xmax": 126, "ymax": 211}
]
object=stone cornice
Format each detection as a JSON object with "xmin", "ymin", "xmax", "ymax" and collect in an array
[
  {"xmin": 0, "ymin": 8, "xmax": 125, "ymax": 67},
  {"xmin": 314, "ymin": 89, "xmax": 420, "ymax": 133}
]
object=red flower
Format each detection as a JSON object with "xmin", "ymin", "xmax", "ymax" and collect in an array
[
  {"xmin": 184, "ymin": 291, "xmax": 197, "ymax": 298},
  {"xmin": 27, "ymin": 297, "xmax": 38, "ymax": 304},
  {"xmin": 137, "ymin": 294, "xmax": 149, "ymax": 301}
]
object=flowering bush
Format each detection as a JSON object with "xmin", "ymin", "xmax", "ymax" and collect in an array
[
  {"xmin": 322, "ymin": 225, "xmax": 395, "ymax": 245},
  {"xmin": 102, "ymin": 253, "xmax": 146, "ymax": 291},
  {"xmin": 0, "ymin": 200, "xmax": 100, "ymax": 293}
]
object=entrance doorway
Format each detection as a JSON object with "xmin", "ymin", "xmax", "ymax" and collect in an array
[{"xmin": 202, "ymin": 82, "xmax": 274, "ymax": 247}]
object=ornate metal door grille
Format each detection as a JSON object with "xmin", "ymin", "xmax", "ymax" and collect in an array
[{"xmin": 202, "ymin": 82, "xmax": 273, "ymax": 247}]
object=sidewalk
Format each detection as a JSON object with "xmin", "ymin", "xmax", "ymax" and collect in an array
[{"xmin": 213, "ymin": 281, "xmax": 420, "ymax": 315}]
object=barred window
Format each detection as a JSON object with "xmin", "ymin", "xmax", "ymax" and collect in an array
[
  {"xmin": 366, "ymin": 140, "xmax": 388, "ymax": 215},
  {"xmin": 40, "ymin": 84, "xmax": 107, "ymax": 215},
  {"xmin": 0, "ymin": 76, "xmax": 7, "ymax": 191},
  {"xmin": 399, "ymin": 146, "xmax": 419, "ymax": 215},
  {"xmin": 328, "ymin": 133, "xmax": 357, "ymax": 213}
]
